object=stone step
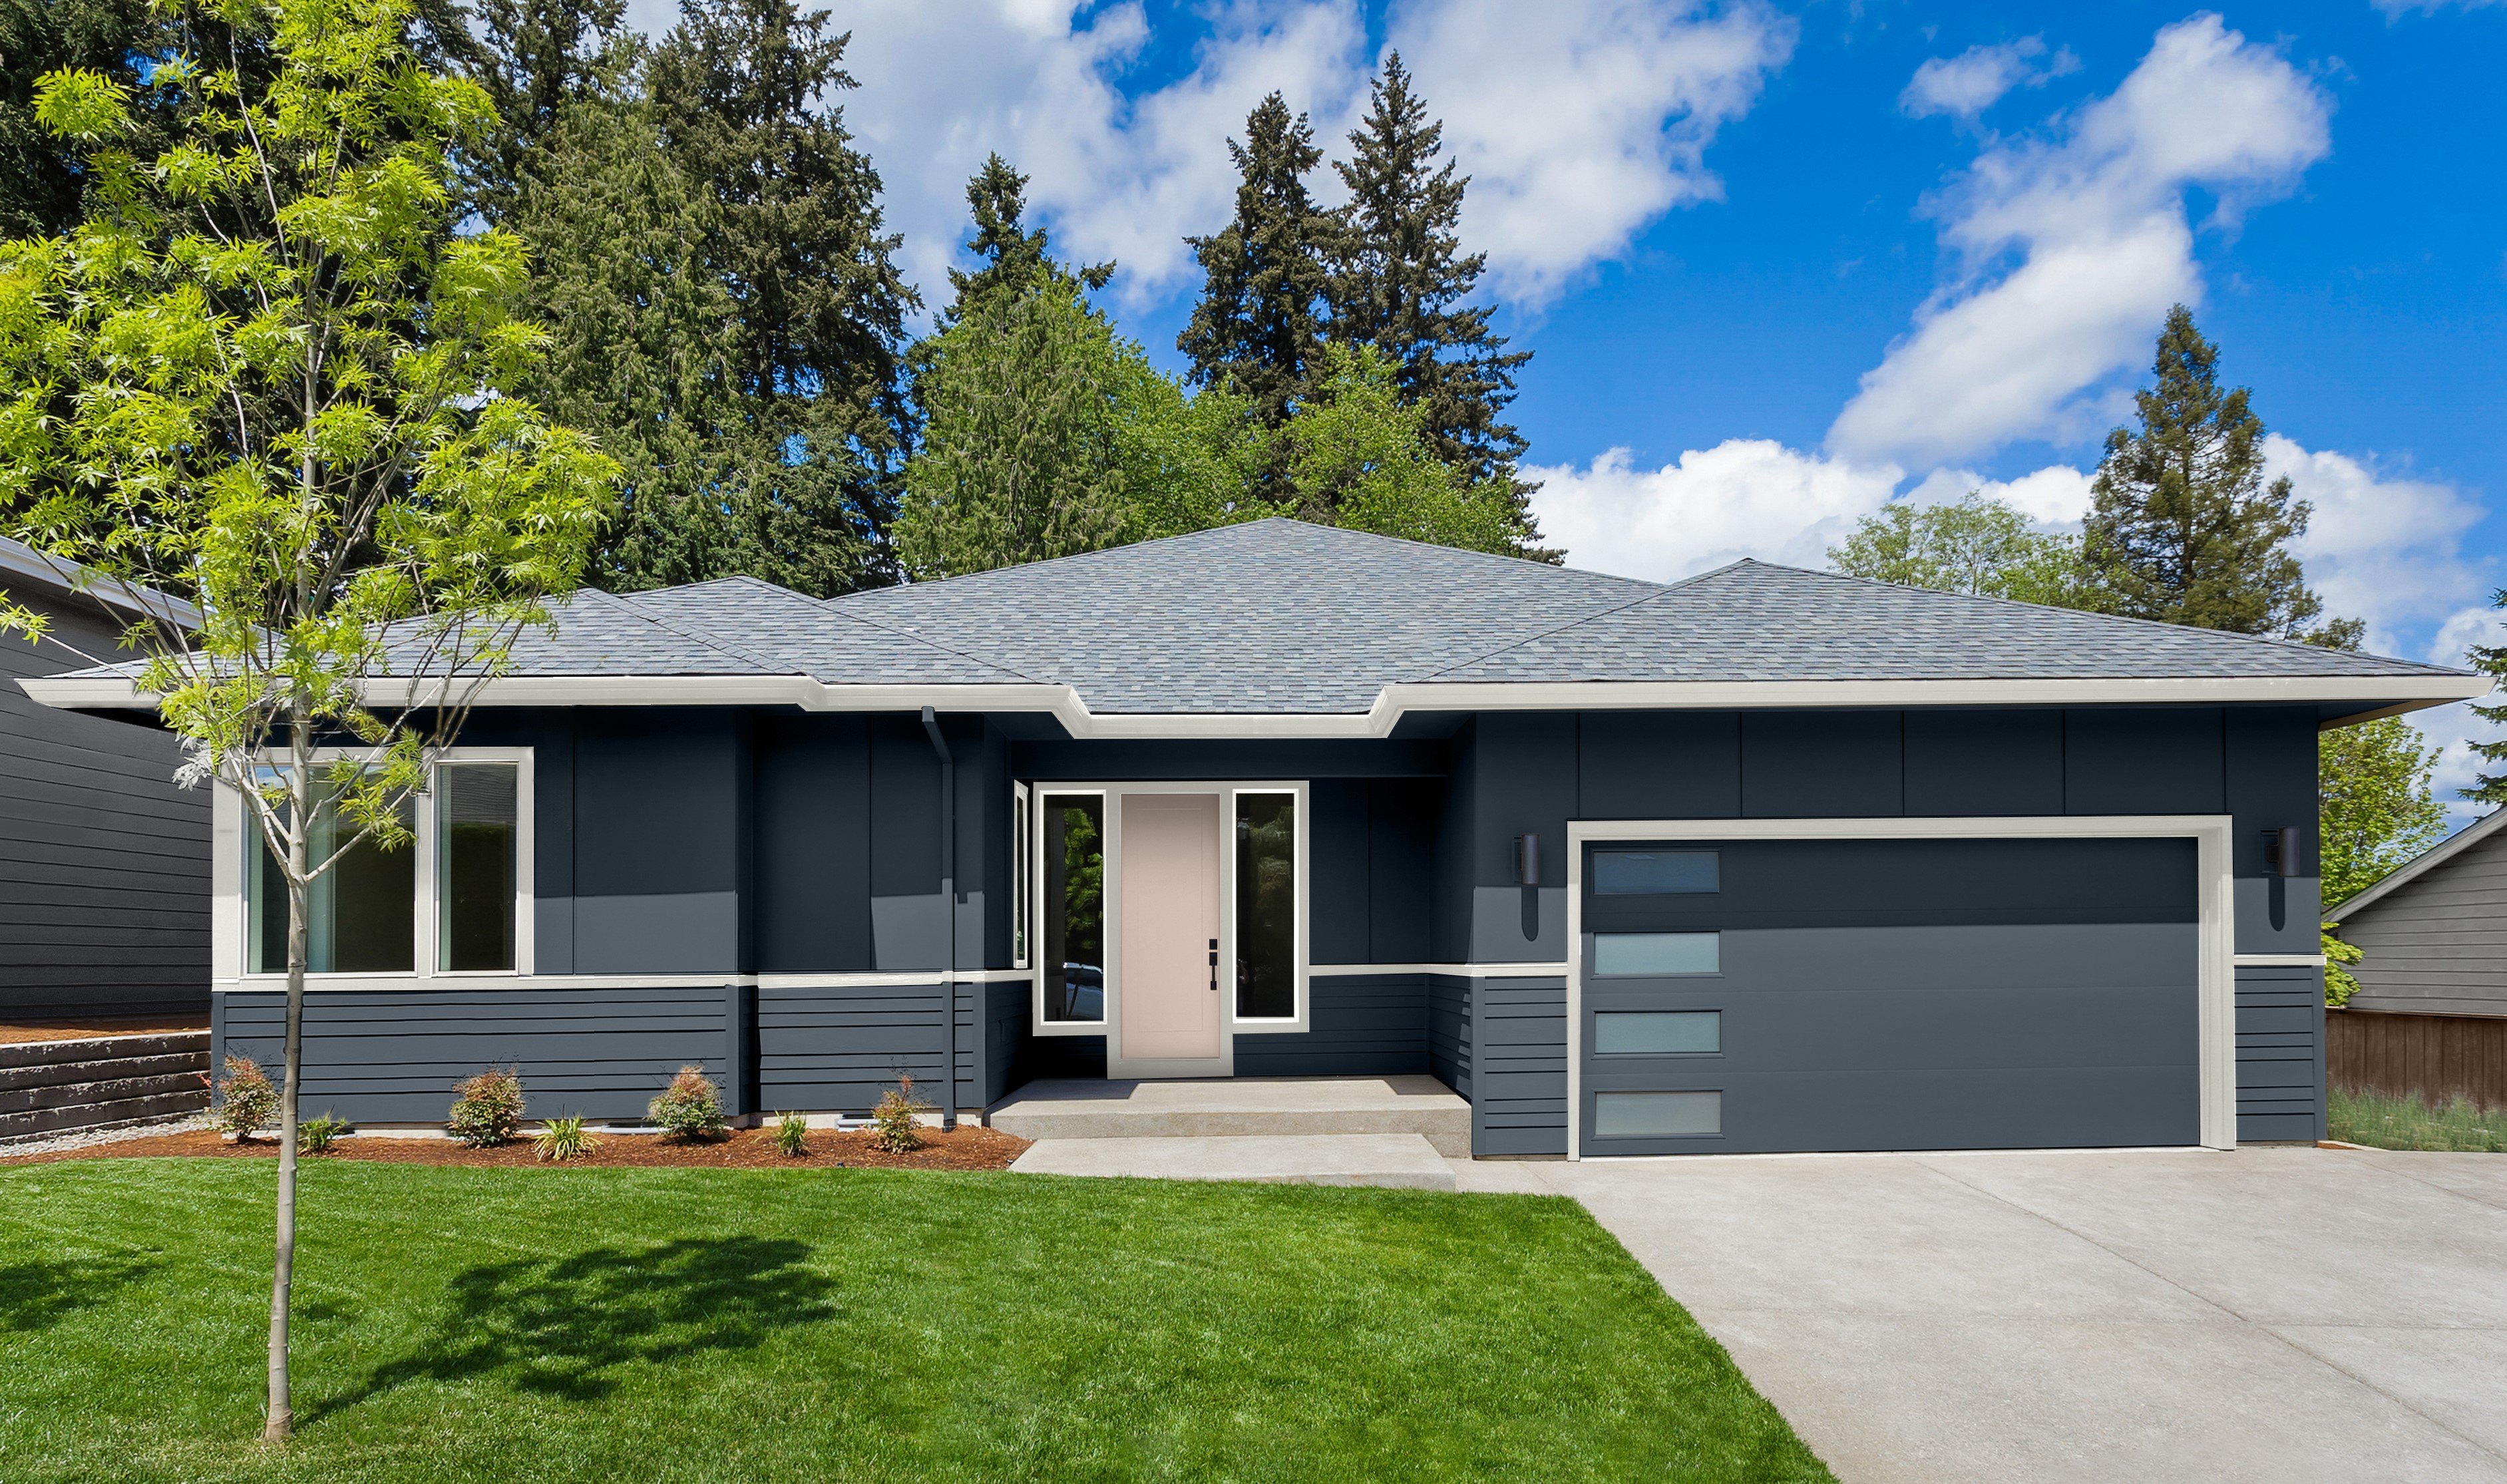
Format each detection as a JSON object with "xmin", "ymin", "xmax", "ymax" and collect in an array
[
  {"xmin": 0, "ymin": 1052, "xmax": 209, "ymax": 1095},
  {"xmin": 0, "ymin": 1031, "xmax": 208, "ymax": 1071},
  {"xmin": 1009, "ymin": 1134, "xmax": 1457, "ymax": 1191},
  {"xmin": 0, "ymin": 1089, "xmax": 208, "ymax": 1143},
  {"xmin": 990, "ymin": 1076, "xmax": 1473, "ymax": 1157}
]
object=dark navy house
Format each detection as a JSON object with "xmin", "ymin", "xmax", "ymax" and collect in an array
[{"xmin": 27, "ymin": 520, "xmax": 2484, "ymax": 1157}]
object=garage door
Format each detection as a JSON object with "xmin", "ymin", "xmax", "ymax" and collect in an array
[{"xmin": 1579, "ymin": 837, "xmax": 2199, "ymax": 1156}]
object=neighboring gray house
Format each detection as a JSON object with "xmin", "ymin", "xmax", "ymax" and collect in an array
[
  {"xmin": 23, "ymin": 519, "xmax": 2488, "ymax": 1153},
  {"xmin": 2331, "ymin": 810, "xmax": 2507, "ymax": 1018},
  {"xmin": 0, "ymin": 537, "xmax": 210, "ymax": 1023}
]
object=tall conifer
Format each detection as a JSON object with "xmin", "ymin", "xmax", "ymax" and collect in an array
[
  {"xmin": 1179, "ymin": 94, "xmax": 1333, "ymax": 437},
  {"xmin": 942, "ymin": 153, "xmax": 1111, "ymax": 324},
  {"xmin": 464, "ymin": 0, "xmax": 628, "ymax": 222},
  {"xmin": 1326, "ymin": 53, "xmax": 1544, "ymax": 553},
  {"xmin": 2082, "ymin": 305, "xmax": 2321, "ymax": 635}
]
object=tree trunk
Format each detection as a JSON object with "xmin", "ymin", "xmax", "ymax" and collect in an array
[{"xmin": 264, "ymin": 713, "xmax": 309, "ymax": 1441}]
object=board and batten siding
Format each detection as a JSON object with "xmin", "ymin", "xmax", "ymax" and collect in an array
[
  {"xmin": 1, "ymin": 585, "xmax": 208, "ymax": 1021},
  {"xmin": 2339, "ymin": 825, "xmax": 2507, "ymax": 1019}
]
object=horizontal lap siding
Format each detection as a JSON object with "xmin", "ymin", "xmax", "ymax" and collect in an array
[
  {"xmin": 2328, "ymin": 1008, "xmax": 2507, "ymax": 1111},
  {"xmin": 1233, "ymin": 975, "xmax": 1428, "ymax": 1077},
  {"xmin": 2237, "ymin": 966, "xmax": 2325, "ymax": 1142},
  {"xmin": 1472, "ymin": 976, "xmax": 1565, "ymax": 1156},
  {"xmin": 1428, "ymin": 975, "xmax": 1470, "ymax": 1097},
  {"xmin": 2340, "ymin": 831, "xmax": 2507, "ymax": 1018},
  {"xmin": 216, "ymin": 988, "xmax": 731, "ymax": 1123},
  {"xmin": 757, "ymin": 982, "xmax": 946, "ymax": 1114},
  {"xmin": 2, "ymin": 598, "xmax": 208, "ymax": 1019}
]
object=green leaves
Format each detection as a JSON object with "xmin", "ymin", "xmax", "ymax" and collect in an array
[
  {"xmin": 31, "ymin": 68, "xmax": 133, "ymax": 142},
  {"xmin": 1828, "ymin": 492, "xmax": 2090, "ymax": 608},
  {"xmin": 1282, "ymin": 343, "xmax": 1516, "ymax": 556},
  {"xmin": 2320, "ymin": 716, "xmax": 2449, "ymax": 908}
]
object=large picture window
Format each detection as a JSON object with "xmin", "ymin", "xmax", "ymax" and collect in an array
[{"xmin": 241, "ymin": 750, "xmax": 532, "ymax": 978}]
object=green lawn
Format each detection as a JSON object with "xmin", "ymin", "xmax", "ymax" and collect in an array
[
  {"xmin": 2329, "ymin": 1086, "xmax": 2507, "ymax": 1152},
  {"xmin": 0, "ymin": 1159, "xmax": 1831, "ymax": 1483}
]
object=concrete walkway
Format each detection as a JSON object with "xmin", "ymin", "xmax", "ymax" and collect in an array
[{"xmin": 1463, "ymin": 1147, "xmax": 2507, "ymax": 1484}]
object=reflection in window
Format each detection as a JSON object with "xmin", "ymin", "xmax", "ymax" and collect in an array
[
  {"xmin": 1593, "ymin": 850, "xmax": 1717, "ymax": 895},
  {"xmin": 439, "ymin": 763, "xmax": 518, "ymax": 971},
  {"xmin": 1593, "ymin": 932, "xmax": 1720, "ymax": 976},
  {"xmin": 1594, "ymin": 1091, "xmax": 1722, "ymax": 1137},
  {"xmin": 250, "ymin": 785, "xmax": 416, "ymax": 974},
  {"xmin": 1236, "ymin": 793, "xmax": 1296, "ymax": 1019},
  {"xmin": 1042, "ymin": 795, "xmax": 1105, "ymax": 1022}
]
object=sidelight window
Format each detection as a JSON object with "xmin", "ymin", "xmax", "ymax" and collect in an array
[
  {"xmin": 1040, "ymin": 793, "xmax": 1106, "ymax": 1023},
  {"xmin": 1235, "ymin": 791, "xmax": 1296, "ymax": 1020}
]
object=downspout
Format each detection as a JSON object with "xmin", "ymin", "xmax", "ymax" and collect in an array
[{"xmin": 921, "ymin": 707, "xmax": 958, "ymax": 1132}]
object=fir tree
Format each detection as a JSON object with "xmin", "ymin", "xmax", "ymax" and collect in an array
[
  {"xmin": 463, "ymin": 0, "xmax": 629, "ymax": 222},
  {"xmin": 2459, "ymin": 591, "xmax": 2507, "ymax": 805},
  {"xmin": 1326, "ymin": 53, "xmax": 1544, "ymax": 554},
  {"xmin": 942, "ymin": 153, "xmax": 1110, "ymax": 325},
  {"xmin": 2082, "ymin": 305, "xmax": 2323, "ymax": 636},
  {"xmin": 1, "ymin": 0, "xmax": 164, "ymax": 240},
  {"xmin": 1179, "ymin": 93, "xmax": 1333, "ymax": 437}
]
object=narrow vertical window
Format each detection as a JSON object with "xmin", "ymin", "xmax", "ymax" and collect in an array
[
  {"xmin": 248, "ymin": 778, "xmax": 415, "ymax": 974},
  {"xmin": 1013, "ymin": 783, "xmax": 1031, "ymax": 968},
  {"xmin": 1040, "ymin": 795, "xmax": 1105, "ymax": 1022},
  {"xmin": 1235, "ymin": 792, "xmax": 1296, "ymax": 1020},
  {"xmin": 438, "ymin": 763, "xmax": 519, "ymax": 972}
]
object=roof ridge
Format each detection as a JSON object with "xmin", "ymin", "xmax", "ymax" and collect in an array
[{"xmin": 1704, "ymin": 560, "xmax": 2469, "ymax": 677}]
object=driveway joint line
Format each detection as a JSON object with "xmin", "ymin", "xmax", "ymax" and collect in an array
[{"xmin": 2265, "ymin": 1322, "xmax": 2507, "ymax": 1467}]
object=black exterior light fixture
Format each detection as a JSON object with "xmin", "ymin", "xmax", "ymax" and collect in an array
[
  {"xmin": 2263, "ymin": 823, "xmax": 2308, "ymax": 932},
  {"xmin": 1514, "ymin": 833, "xmax": 1541, "ymax": 942}
]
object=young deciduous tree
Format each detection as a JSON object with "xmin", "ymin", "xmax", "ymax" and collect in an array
[
  {"xmin": 1282, "ymin": 345, "xmax": 1517, "ymax": 555},
  {"xmin": 1326, "ymin": 53, "xmax": 1544, "ymax": 556},
  {"xmin": 2319, "ymin": 717, "xmax": 2450, "ymax": 908},
  {"xmin": 2081, "ymin": 305, "xmax": 2323, "ymax": 636},
  {"xmin": 1179, "ymin": 93, "xmax": 1333, "ymax": 437},
  {"xmin": 1828, "ymin": 492, "xmax": 2090, "ymax": 608},
  {"xmin": 0, "ymin": 0, "xmax": 614, "ymax": 1437}
]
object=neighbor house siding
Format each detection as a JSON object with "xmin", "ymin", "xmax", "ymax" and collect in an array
[
  {"xmin": 2339, "ymin": 829, "xmax": 2507, "ymax": 1019},
  {"xmin": 1, "ymin": 588, "xmax": 208, "ymax": 1021}
]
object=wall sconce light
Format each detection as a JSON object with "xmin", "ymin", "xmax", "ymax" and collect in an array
[
  {"xmin": 1513, "ymin": 833, "xmax": 1540, "ymax": 886},
  {"xmin": 2264, "ymin": 825, "xmax": 2308, "ymax": 878}
]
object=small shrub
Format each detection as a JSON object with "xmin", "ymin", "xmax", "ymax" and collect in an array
[
  {"xmin": 216, "ymin": 1055, "xmax": 277, "ymax": 1141},
  {"xmin": 534, "ymin": 1115, "xmax": 597, "ymax": 1162},
  {"xmin": 868, "ymin": 1075, "xmax": 932, "ymax": 1153},
  {"xmin": 648, "ymin": 1065, "xmax": 727, "ymax": 1141},
  {"xmin": 449, "ymin": 1067, "xmax": 526, "ymax": 1147},
  {"xmin": 297, "ymin": 1113, "xmax": 350, "ymax": 1154},
  {"xmin": 773, "ymin": 1111, "xmax": 810, "ymax": 1158}
]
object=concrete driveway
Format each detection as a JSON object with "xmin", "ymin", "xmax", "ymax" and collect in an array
[{"xmin": 1461, "ymin": 1147, "xmax": 2507, "ymax": 1484}]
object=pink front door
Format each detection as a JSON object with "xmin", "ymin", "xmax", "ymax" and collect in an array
[{"xmin": 1119, "ymin": 793, "xmax": 1223, "ymax": 1061}]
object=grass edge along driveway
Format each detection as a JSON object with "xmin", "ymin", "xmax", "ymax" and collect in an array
[{"xmin": 1, "ymin": 1159, "xmax": 1832, "ymax": 1483}]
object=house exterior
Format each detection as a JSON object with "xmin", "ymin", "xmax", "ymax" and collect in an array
[
  {"xmin": 21, "ymin": 520, "xmax": 2485, "ymax": 1155},
  {"xmin": 2330, "ymin": 809, "xmax": 2507, "ymax": 1018},
  {"xmin": 0, "ymin": 537, "xmax": 210, "ymax": 1024}
]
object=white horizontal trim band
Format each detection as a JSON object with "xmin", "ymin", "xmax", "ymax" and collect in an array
[
  {"xmin": 1308, "ymin": 962, "xmax": 1571, "ymax": 978},
  {"xmin": 214, "ymin": 968, "xmax": 1036, "ymax": 993},
  {"xmin": 2231, "ymin": 954, "xmax": 2329, "ymax": 968},
  {"xmin": 27, "ymin": 671, "xmax": 2485, "ymax": 737}
]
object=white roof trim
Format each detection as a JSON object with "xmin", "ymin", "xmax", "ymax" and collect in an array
[
  {"xmin": 21, "ymin": 670, "xmax": 2489, "ymax": 738},
  {"xmin": 2329, "ymin": 807, "xmax": 2507, "ymax": 919}
]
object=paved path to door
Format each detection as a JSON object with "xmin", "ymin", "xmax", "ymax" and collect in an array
[{"xmin": 1457, "ymin": 1147, "xmax": 2507, "ymax": 1484}]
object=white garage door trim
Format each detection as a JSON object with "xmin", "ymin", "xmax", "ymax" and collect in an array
[{"xmin": 1564, "ymin": 815, "xmax": 2237, "ymax": 1159}]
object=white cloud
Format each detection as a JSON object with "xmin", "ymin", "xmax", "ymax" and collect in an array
[
  {"xmin": 617, "ymin": 0, "xmax": 1792, "ymax": 313},
  {"xmin": 1899, "ymin": 36, "xmax": 2078, "ymax": 120},
  {"xmin": 1829, "ymin": 14, "xmax": 2331, "ymax": 467},
  {"xmin": 1903, "ymin": 462, "xmax": 2096, "ymax": 525},
  {"xmin": 2273, "ymin": 434, "xmax": 2489, "ymax": 652},
  {"xmin": 2374, "ymin": 0, "xmax": 2503, "ymax": 15},
  {"xmin": 1384, "ymin": 0, "xmax": 1796, "ymax": 303},
  {"xmin": 1528, "ymin": 441, "xmax": 1902, "ymax": 582}
]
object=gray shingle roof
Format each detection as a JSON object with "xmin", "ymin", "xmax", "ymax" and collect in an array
[{"xmin": 39, "ymin": 518, "xmax": 2470, "ymax": 715}]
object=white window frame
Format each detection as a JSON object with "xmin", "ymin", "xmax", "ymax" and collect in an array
[
  {"xmin": 1563, "ymin": 815, "xmax": 2237, "ymax": 1161},
  {"xmin": 219, "ymin": 746, "xmax": 535, "ymax": 985},
  {"xmin": 1026, "ymin": 780, "xmax": 1312, "ymax": 1070}
]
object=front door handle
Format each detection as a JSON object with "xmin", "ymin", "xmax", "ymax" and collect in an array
[{"xmin": 1209, "ymin": 938, "xmax": 1219, "ymax": 992}]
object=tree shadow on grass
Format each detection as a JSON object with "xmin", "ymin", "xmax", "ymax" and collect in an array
[
  {"xmin": 323, "ymin": 1236, "xmax": 837, "ymax": 1413},
  {"xmin": 0, "ymin": 1255, "xmax": 160, "ymax": 1333}
]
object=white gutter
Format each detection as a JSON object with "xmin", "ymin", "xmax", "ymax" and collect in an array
[{"xmin": 20, "ymin": 670, "xmax": 2488, "ymax": 739}]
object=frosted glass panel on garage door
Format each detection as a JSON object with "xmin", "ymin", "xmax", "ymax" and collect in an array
[
  {"xmin": 1593, "ymin": 932, "xmax": 1719, "ymax": 976},
  {"xmin": 1593, "ymin": 1091, "xmax": 1722, "ymax": 1137}
]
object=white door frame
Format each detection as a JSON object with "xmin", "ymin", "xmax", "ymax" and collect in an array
[
  {"xmin": 1029, "ymin": 779, "xmax": 1311, "ymax": 1079},
  {"xmin": 1563, "ymin": 815, "xmax": 2238, "ymax": 1160}
]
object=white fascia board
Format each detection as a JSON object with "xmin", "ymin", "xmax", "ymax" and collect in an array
[{"xmin": 23, "ymin": 669, "xmax": 2487, "ymax": 737}]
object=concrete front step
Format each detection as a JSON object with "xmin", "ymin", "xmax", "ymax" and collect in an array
[
  {"xmin": 1010, "ymin": 1133, "xmax": 1457, "ymax": 1191},
  {"xmin": 990, "ymin": 1076, "xmax": 1472, "ymax": 1157}
]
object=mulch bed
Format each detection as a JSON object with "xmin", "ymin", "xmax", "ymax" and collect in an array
[{"xmin": 1, "ymin": 1123, "xmax": 1031, "ymax": 1171}]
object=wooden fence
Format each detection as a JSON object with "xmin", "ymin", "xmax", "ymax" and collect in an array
[{"xmin": 2327, "ymin": 1008, "xmax": 2507, "ymax": 1111}]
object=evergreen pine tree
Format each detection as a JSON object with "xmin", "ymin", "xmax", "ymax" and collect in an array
[
  {"xmin": 1326, "ymin": 53, "xmax": 1545, "ymax": 555},
  {"xmin": 942, "ymin": 153, "xmax": 1111, "ymax": 325},
  {"xmin": 1, "ymin": 0, "xmax": 165, "ymax": 240},
  {"xmin": 2081, "ymin": 305, "xmax": 2323, "ymax": 636},
  {"xmin": 2458, "ymin": 592, "xmax": 2507, "ymax": 805},
  {"xmin": 464, "ymin": 0, "xmax": 630, "ymax": 222},
  {"xmin": 1179, "ymin": 93, "xmax": 1332, "ymax": 437}
]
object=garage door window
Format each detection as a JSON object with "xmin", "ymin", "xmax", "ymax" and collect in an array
[
  {"xmin": 1595, "ymin": 1011, "xmax": 1720, "ymax": 1055},
  {"xmin": 1594, "ymin": 932, "xmax": 1719, "ymax": 976},
  {"xmin": 1594, "ymin": 1091, "xmax": 1721, "ymax": 1137},
  {"xmin": 1593, "ymin": 850, "xmax": 1717, "ymax": 894}
]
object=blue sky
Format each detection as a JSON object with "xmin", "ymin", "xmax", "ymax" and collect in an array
[{"xmin": 624, "ymin": 0, "xmax": 2506, "ymax": 800}]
